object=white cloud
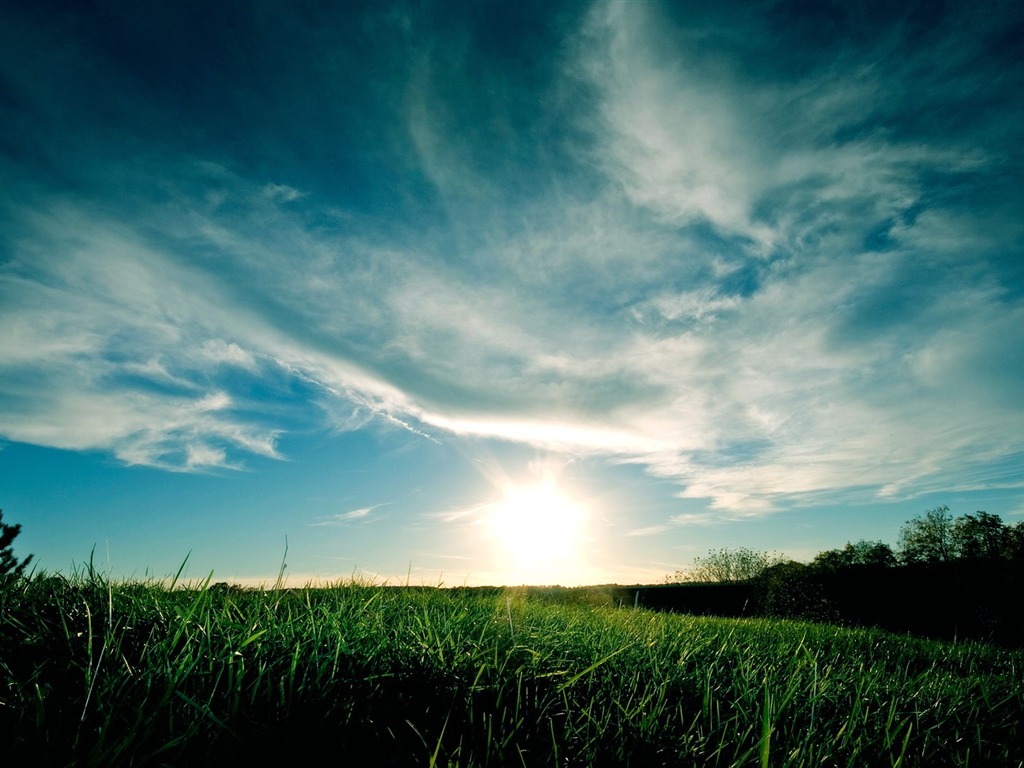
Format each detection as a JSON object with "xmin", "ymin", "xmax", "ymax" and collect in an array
[
  {"xmin": 668, "ymin": 512, "xmax": 724, "ymax": 526},
  {"xmin": 261, "ymin": 183, "xmax": 305, "ymax": 203},
  {"xmin": 198, "ymin": 340, "xmax": 258, "ymax": 371},
  {"xmin": 185, "ymin": 443, "xmax": 228, "ymax": 469},
  {"xmin": 311, "ymin": 507, "xmax": 380, "ymax": 526},
  {"xmin": 576, "ymin": 1, "xmax": 775, "ymax": 245},
  {"xmin": 630, "ymin": 288, "xmax": 740, "ymax": 326},
  {"xmin": 1, "ymin": 0, "xmax": 1020, "ymax": 520},
  {"xmin": 7, "ymin": 153, "xmax": 1018, "ymax": 510}
]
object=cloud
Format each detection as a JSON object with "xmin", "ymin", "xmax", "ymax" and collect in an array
[
  {"xmin": 1, "ymin": 0, "xmax": 1021, "ymax": 516},
  {"xmin": 198, "ymin": 340, "xmax": 258, "ymax": 372},
  {"xmin": 260, "ymin": 183, "xmax": 305, "ymax": 203},
  {"xmin": 0, "ymin": 199, "xmax": 307, "ymax": 470},
  {"xmin": 311, "ymin": 507, "xmax": 380, "ymax": 527},
  {"xmin": 667, "ymin": 512, "xmax": 724, "ymax": 527},
  {"xmin": 576, "ymin": 1, "xmax": 772, "ymax": 245}
]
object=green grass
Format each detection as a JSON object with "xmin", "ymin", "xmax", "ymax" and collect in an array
[{"xmin": 1, "ymin": 573, "xmax": 1022, "ymax": 766}]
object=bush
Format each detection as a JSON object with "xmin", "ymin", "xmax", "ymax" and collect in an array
[{"xmin": 0, "ymin": 509, "xmax": 33, "ymax": 583}]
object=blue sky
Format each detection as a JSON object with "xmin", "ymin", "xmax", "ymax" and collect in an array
[{"xmin": 2, "ymin": 0, "xmax": 1022, "ymax": 586}]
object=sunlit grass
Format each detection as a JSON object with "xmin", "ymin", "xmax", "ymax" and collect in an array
[{"xmin": 1, "ymin": 572, "xmax": 1021, "ymax": 766}]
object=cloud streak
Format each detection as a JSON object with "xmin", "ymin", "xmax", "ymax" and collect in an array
[
  {"xmin": 311, "ymin": 506, "xmax": 384, "ymax": 527},
  {"xmin": 1, "ymin": 0, "xmax": 1021, "ymax": 518}
]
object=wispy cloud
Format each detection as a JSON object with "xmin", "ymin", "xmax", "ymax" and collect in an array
[
  {"xmin": 260, "ymin": 183, "xmax": 305, "ymax": 204},
  {"xmin": 311, "ymin": 505, "xmax": 386, "ymax": 527},
  {"xmin": 1, "ymin": 0, "xmax": 1021, "ymax": 518}
]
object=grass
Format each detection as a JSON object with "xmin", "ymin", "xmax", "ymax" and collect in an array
[{"xmin": 1, "ymin": 572, "xmax": 1022, "ymax": 766}]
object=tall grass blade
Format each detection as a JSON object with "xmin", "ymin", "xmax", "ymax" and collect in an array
[{"xmin": 760, "ymin": 682, "xmax": 772, "ymax": 768}]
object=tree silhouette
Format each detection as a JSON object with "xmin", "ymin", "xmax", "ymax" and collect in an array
[
  {"xmin": 898, "ymin": 505, "xmax": 955, "ymax": 564},
  {"xmin": 0, "ymin": 509, "xmax": 34, "ymax": 580},
  {"xmin": 812, "ymin": 540, "xmax": 896, "ymax": 571},
  {"xmin": 679, "ymin": 547, "xmax": 786, "ymax": 583},
  {"xmin": 952, "ymin": 511, "xmax": 1009, "ymax": 561}
]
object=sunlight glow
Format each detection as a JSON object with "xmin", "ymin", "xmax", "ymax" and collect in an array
[{"xmin": 488, "ymin": 482, "xmax": 589, "ymax": 584}]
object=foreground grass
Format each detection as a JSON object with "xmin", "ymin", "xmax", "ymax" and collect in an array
[{"xmin": 1, "ymin": 575, "xmax": 1022, "ymax": 766}]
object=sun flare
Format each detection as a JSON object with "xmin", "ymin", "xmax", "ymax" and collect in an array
[{"xmin": 488, "ymin": 482, "xmax": 588, "ymax": 582}]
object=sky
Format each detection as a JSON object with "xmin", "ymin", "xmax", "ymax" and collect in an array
[{"xmin": 1, "ymin": 0, "xmax": 1022, "ymax": 587}]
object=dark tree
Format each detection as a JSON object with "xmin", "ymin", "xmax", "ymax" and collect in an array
[
  {"xmin": 810, "ymin": 547, "xmax": 850, "ymax": 572},
  {"xmin": 849, "ymin": 540, "xmax": 897, "ymax": 567},
  {"xmin": 1009, "ymin": 521, "xmax": 1024, "ymax": 563},
  {"xmin": 812, "ymin": 540, "xmax": 896, "ymax": 571},
  {"xmin": 952, "ymin": 511, "xmax": 1009, "ymax": 561},
  {"xmin": 0, "ymin": 509, "xmax": 34, "ymax": 580},
  {"xmin": 898, "ymin": 505, "xmax": 955, "ymax": 564}
]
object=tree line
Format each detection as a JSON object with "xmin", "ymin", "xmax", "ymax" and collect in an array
[
  {"xmin": 654, "ymin": 506, "xmax": 1024, "ymax": 645},
  {"xmin": 668, "ymin": 505, "xmax": 1024, "ymax": 584}
]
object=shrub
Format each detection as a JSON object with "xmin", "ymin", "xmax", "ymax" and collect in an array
[{"xmin": 0, "ymin": 509, "xmax": 33, "ymax": 582}]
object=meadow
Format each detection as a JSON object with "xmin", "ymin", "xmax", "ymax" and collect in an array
[{"xmin": 1, "ymin": 572, "xmax": 1022, "ymax": 767}]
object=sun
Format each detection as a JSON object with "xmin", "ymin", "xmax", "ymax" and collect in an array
[{"xmin": 488, "ymin": 482, "xmax": 588, "ymax": 582}]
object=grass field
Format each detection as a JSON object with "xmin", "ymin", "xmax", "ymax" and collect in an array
[{"xmin": 1, "ymin": 572, "xmax": 1022, "ymax": 767}]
